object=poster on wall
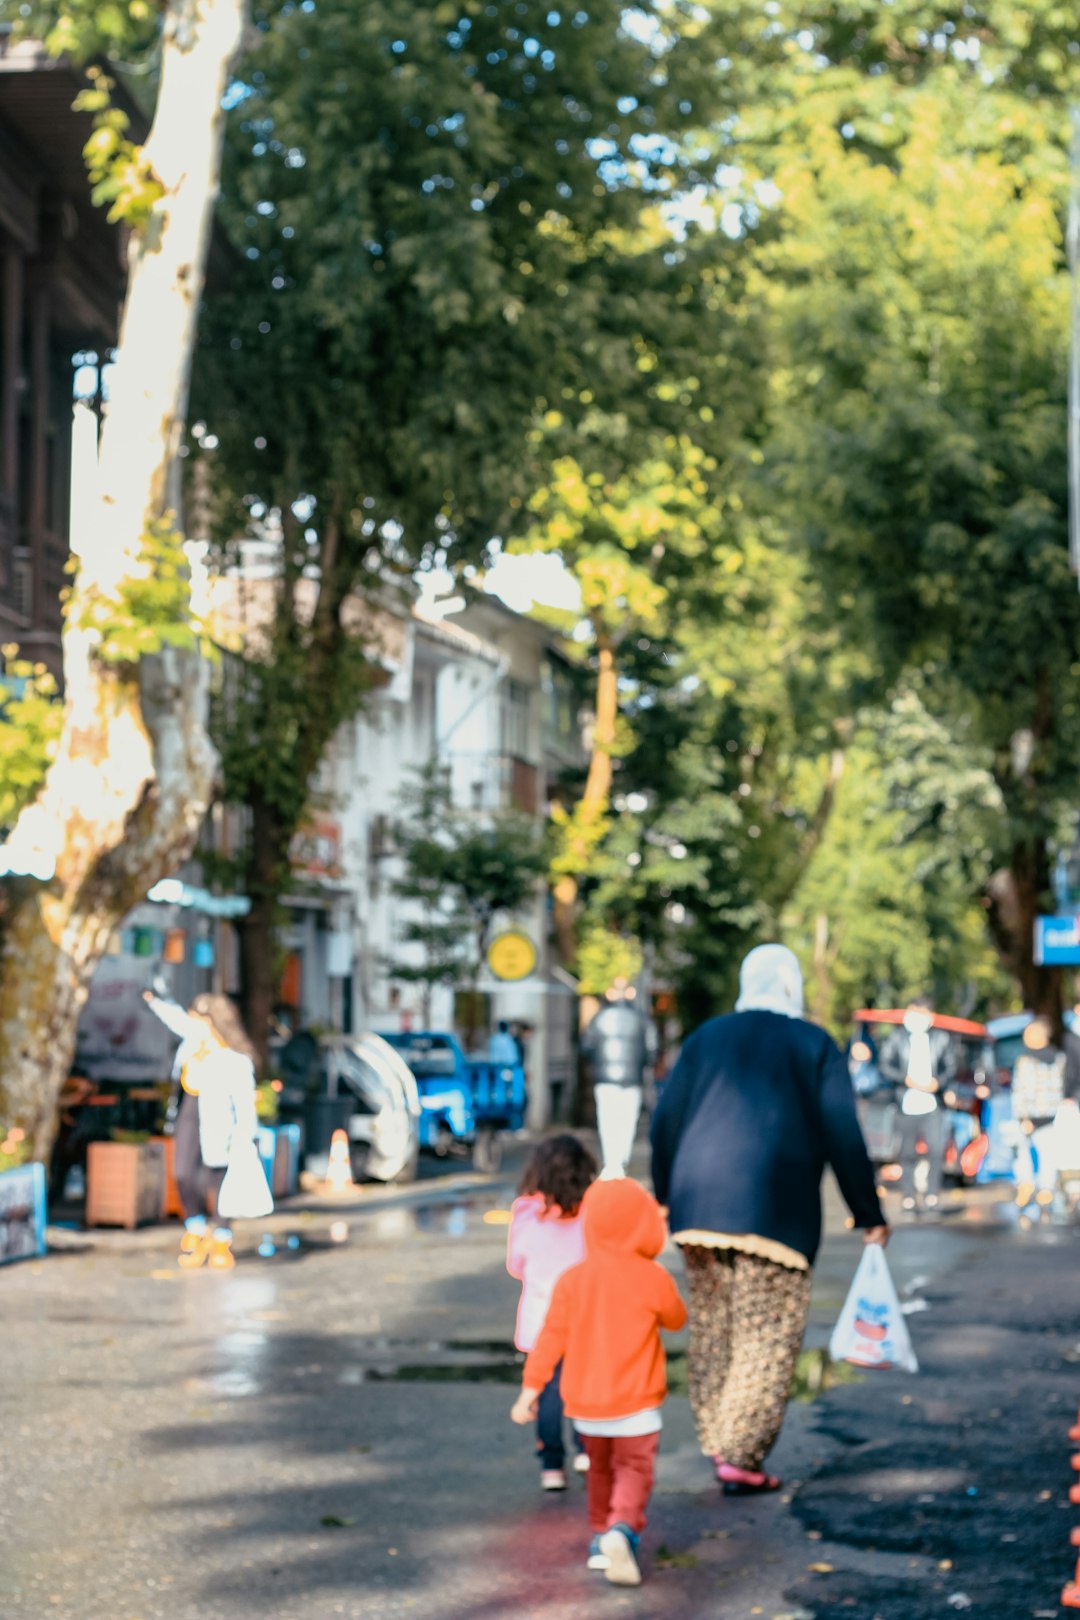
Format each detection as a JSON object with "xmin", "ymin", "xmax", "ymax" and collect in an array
[
  {"xmin": 0, "ymin": 1162, "xmax": 47, "ymax": 1267},
  {"xmin": 75, "ymin": 903, "xmax": 179, "ymax": 1082}
]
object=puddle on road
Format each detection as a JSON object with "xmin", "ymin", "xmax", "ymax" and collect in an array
[
  {"xmin": 346, "ymin": 1343, "xmax": 857, "ymax": 1400},
  {"xmin": 371, "ymin": 1198, "xmax": 507, "ymax": 1239},
  {"xmin": 270, "ymin": 1197, "xmax": 508, "ymax": 1246},
  {"xmin": 366, "ymin": 1360, "xmax": 523, "ymax": 1385}
]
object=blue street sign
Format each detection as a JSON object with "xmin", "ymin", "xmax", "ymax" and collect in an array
[{"xmin": 1034, "ymin": 914, "xmax": 1080, "ymax": 966}]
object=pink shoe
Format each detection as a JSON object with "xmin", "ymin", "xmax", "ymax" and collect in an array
[
  {"xmin": 541, "ymin": 1469, "xmax": 567, "ymax": 1491},
  {"xmin": 714, "ymin": 1459, "xmax": 781, "ymax": 1495}
]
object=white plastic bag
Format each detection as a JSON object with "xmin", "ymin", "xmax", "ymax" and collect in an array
[
  {"xmin": 829, "ymin": 1244, "xmax": 918, "ymax": 1374},
  {"xmin": 217, "ymin": 1133, "xmax": 274, "ymax": 1221}
]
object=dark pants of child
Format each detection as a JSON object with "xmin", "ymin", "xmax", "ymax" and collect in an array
[
  {"xmin": 536, "ymin": 1362, "xmax": 586, "ymax": 1469},
  {"xmin": 582, "ymin": 1432, "xmax": 660, "ymax": 1535},
  {"xmin": 174, "ymin": 1091, "xmax": 225, "ymax": 1220}
]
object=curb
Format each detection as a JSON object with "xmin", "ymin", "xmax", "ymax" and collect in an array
[{"xmin": 46, "ymin": 1164, "xmax": 520, "ymax": 1254}]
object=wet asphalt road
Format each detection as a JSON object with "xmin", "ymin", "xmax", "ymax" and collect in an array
[{"xmin": 1, "ymin": 1153, "xmax": 1077, "ymax": 1620}]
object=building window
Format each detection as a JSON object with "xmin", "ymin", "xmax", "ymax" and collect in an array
[{"xmin": 501, "ymin": 677, "xmax": 532, "ymax": 761}]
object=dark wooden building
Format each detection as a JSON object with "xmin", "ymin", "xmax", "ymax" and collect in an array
[{"xmin": 0, "ymin": 34, "xmax": 131, "ymax": 674}]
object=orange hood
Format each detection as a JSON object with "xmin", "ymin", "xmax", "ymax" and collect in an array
[{"xmin": 581, "ymin": 1176, "xmax": 666, "ymax": 1259}]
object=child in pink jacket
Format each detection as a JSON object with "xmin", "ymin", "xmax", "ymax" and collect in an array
[{"xmin": 507, "ymin": 1133, "xmax": 598, "ymax": 1490}]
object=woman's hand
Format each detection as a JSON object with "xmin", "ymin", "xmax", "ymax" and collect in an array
[
  {"xmin": 863, "ymin": 1225, "xmax": 890, "ymax": 1247},
  {"xmin": 510, "ymin": 1388, "xmax": 540, "ymax": 1425}
]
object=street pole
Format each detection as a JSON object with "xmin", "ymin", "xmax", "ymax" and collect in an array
[{"xmin": 1068, "ymin": 106, "xmax": 1080, "ymax": 578}]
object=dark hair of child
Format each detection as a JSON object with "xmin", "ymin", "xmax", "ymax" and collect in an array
[{"xmin": 518, "ymin": 1133, "xmax": 598, "ymax": 1216}]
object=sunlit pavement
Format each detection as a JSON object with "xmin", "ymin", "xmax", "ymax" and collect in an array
[{"xmin": 2, "ymin": 1157, "xmax": 1077, "ymax": 1620}]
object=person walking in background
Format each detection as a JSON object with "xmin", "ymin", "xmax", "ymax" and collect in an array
[
  {"xmin": 143, "ymin": 990, "xmax": 261, "ymax": 1270},
  {"xmin": 507, "ymin": 1134, "xmax": 597, "ymax": 1489},
  {"xmin": 1010, "ymin": 1016, "xmax": 1080, "ymax": 1212},
  {"xmin": 581, "ymin": 980, "xmax": 649, "ymax": 1177},
  {"xmin": 878, "ymin": 996, "xmax": 957, "ymax": 1211},
  {"xmin": 489, "ymin": 1019, "xmax": 521, "ymax": 1067},
  {"xmin": 650, "ymin": 944, "xmax": 887, "ymax": 1496},
  {"xmin": 511, "ymin": 1177, "xmax": 687, "ymax": 1587}
]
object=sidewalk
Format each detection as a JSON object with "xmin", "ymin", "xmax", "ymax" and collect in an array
[{"xmin": 46, "ymin": 1160, "xmax": 522, "ymax": 1253}]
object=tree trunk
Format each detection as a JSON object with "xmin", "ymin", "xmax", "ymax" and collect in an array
[
  {"xmin": 986, "ymin": 840, "xmax": 1063, "ymax": 1032},
  {"xmin": 771, "ymin": 746, "xmax": 846, "ymax": 918},
  {"xmin": 236, "ymin": 900, "xmax": 276, "ymax": 1074},
  {"xmin": 552, "ymin": 634, "xmax": 619, "ymax": 970},
  {"xmin": 0, "ymin": 0, "xmax": 247, "ymax": 1156},
  {"xmin": 811, "ymin": 912, "xmax": 830, "ymax": 1027},
  {"xmin": 234, "ymin": 792, "xmax": 289, "ymax": 1071},
  {"xmin": 236, "ymin": 901, "xmax": 278, "ymax": 1075}
]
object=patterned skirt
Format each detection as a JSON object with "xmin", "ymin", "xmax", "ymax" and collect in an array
[{"xmin": 679, "ymin": 1243, "xmax": 812, "ymax": 1469}]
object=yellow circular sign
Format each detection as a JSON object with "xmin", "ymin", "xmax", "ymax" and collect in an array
[{"xmin": 487, "ymin": 930, "xmax": 538, "ymax": 982}]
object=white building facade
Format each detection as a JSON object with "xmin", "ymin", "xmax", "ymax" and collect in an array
[{"xmin": 276, "ymin": 594, "xmax": 585, "ymax": 1128}]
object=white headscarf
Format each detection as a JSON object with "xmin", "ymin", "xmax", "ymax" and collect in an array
[{"xmin": 735, "ymin": 943, "xmax": 805, "ymax": 1020}]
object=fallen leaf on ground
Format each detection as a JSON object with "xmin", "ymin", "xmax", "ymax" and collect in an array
[
  {"xmin": 320, "ymin": 1515, "xmax": 356, "ymax": 1529},
  {"xmin": 808, "ymin": 1562, "xmax": 834, "ymax": 1573},
  {"xmin": 655, "ymin": 1544, "xmax": 699, "ymax": 1569}
]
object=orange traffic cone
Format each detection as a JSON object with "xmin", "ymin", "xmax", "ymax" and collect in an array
[
  {"xmin": 325, "ymin": 1129, "xmax": 354, "ymax": 1195},
  {"xmin": 1069, "ymin": 1409, "xmax": 1080, "ymax": 1443},
  {"xmin": 1064, "ymin": 1444, "xmax": 1080, "ymax": 1606}
]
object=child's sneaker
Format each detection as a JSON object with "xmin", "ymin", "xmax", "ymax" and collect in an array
[
  {"xmin": 586, "ymin": 1535, "xmax": 610, "ymax": 1571},
  {"xmin": 599, "ymin": 1524, "xmax": 641, "ymax": 1586},
  {"xmin": 540, "ymin": 1469, "xmax": 567, "ymax": 1491},
  {"xmin": 207, "ymin": 1228, "xmax": 236, "ymax": 1271},
  {"xmin": 573, "ymin": 1451, "xmax": 591, "ymax": 1474}
]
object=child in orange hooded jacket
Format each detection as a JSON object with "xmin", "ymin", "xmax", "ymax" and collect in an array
[{"xmin": 511, "ymin": 1176, "xmax": 687, "ymax": 1587}]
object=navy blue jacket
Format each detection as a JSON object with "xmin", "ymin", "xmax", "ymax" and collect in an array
[{"xmin": 650, "ymin": 1010, "xmax": 884, "ymax": 1265}]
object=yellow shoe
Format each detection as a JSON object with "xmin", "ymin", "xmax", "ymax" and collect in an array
[
  {"xmin": 177, "ymin": 1230, "xmax": 210, "ymax": 1269},
  {"xmin": 207, "ymin": 1229, "xmax": 235, "ymax": 1271}
]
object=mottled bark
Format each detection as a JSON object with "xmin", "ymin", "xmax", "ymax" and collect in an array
[{"xmin": 0, "ymin": 0, "xmax": 246, "ymax": 1156}]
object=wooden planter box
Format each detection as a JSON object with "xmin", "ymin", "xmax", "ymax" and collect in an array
[
  {"xmin": 152, "ymin": 1136, "xmax": 186, "ymax": 1221},
  {"xmin": 86, "ymin": 1141, "xmax": 164, "ymax": 1231}
]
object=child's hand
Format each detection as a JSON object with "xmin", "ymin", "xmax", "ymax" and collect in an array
[{"xmin": 510, "ymin": 1388, "xmax": 540, "ymax": 1425}]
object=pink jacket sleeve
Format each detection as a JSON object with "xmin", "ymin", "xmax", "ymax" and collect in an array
[{"xmin": 506, "ymin": 1194, "xmax": 542, "ymax": 1280}]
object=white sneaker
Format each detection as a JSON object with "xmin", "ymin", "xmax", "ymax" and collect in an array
[
  {"xmin": 587, "ymin": 1535, "xmax": 610, "ymax": 1571},
  {"xmin": 600, "ymin": 1527, "xmax": 642, "ymax": 1586},
  {"xmin": 573, "ymin": 1452, "xmax": 591, "ymax": 1474},
  {"xmin": 541, "ymin": 1469, "xmax": 567, "ymax": 1491}
]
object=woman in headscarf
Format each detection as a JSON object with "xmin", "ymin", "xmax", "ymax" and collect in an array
[{"xmin": 650, "ymin": 944, "xmax": 888, "ymax": 1495}]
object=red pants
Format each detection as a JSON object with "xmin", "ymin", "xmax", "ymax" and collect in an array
[{"xmin": 582, "ymin": 1431, "xmax": 660, "ymax": 1535}]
